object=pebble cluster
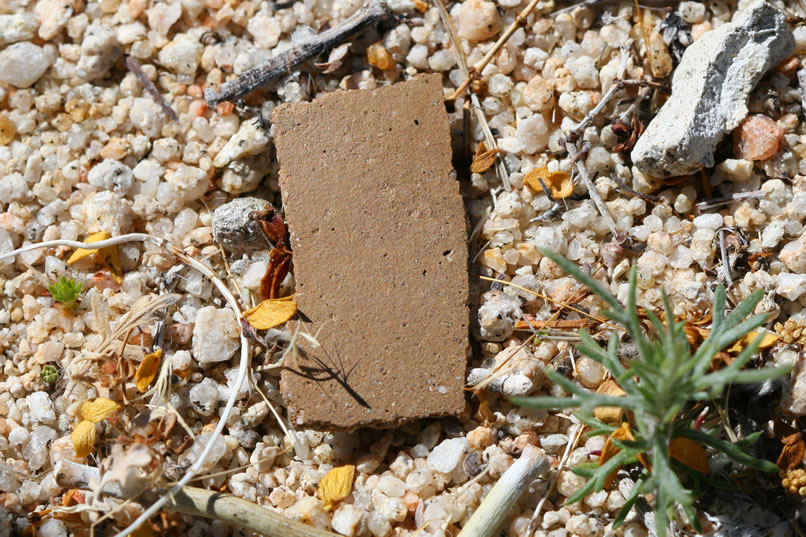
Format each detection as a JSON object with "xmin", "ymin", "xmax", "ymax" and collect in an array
[{"xmin": 0, "ymin": 0, "xmax": 804, "ymax": 536}]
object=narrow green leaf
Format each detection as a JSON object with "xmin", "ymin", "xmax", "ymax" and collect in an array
[
  {"xmin": 510, "ymin": 396, "xmax": 581, "ymax": 410},
  {"xmin": 613, "ymin": 472, "xmax": 648, "ymax": 527},
  {"xmin": 678, "ymin": 428, "xmax": 779, "ymax": 472},
  {"xmin": 722, "ymin": 289, "xmax": 764, "ymax": 330}
]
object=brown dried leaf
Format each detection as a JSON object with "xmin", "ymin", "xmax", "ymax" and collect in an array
[
  {"xmin": 319, "ymin": 464, "xmax": 355, "ymax": 511},
  {"xmin": 727, "ymin": 330, "xmax": 780, "ymax": 354},
  {"xmin": 80, "ymin": 397, "xmax": 121, "ymax": 423},
  {"xmin": 594, "ymin": 379, "xmax": 626, "ymax": 423},
  {"xmin": 669, "ymin": 437, "xmax": 711, "ymax": 474},
  {"xmin": 71, "ymin": 420, "xmax": 97, "ymax": 458},
  {"xmin": 243, "ymin": 299, "xmax": 298, "ymax": 330},
  {"xmin": 470, "ymin": 142, "xmax": 500, "ymax": 174},
  {"xmin": 136, "ymin": 348, "xmax": 162, "ymax": 393},
  {"xmin": 777, "ymin": 432, "xmax": 805, "ymax": 471}
]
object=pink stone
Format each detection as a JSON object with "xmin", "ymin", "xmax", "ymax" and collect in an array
[{"xmin": 733, "ymin": 114, "xmax": 783, "ymax": 161}]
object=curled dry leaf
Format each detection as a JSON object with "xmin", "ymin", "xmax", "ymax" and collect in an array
[
  {"xmin": 319, "ymin": 464, "xmax": 356, "ymax": 511},
  {"xmin": 80, "ymin": 397, "xmax": 122, "ymax": 423},
  {"xmin": 71, "ymin": 420, "xmax": 97, "ymax": 458},
  {"xmin": 470, "ymin": 142, "xmax": 500, "ymax": 174},
  {"xmin": 777, "ymin": 432, "xmax": 805, "ymax": 471},
  {"xmin": 136, "ymin": 348, "xmax": 162, "ymax": 393},
  {"xmin": 594, "ymin": 379, "xmax": 626, "ymax": 423},
  {"xmin": 523, "ymin": 167, "xmax": 573, "ymax": 199},
  {"xmin": 314, "ymin": 43, "xmax": 351, "ymax": 74},
  {"xmin": 669, "ymin": 437, "xmax": 711, "ymax": 474},
  {"xmin": 243, "ymin": 298, "xmax": 298, "ymax": 330}
]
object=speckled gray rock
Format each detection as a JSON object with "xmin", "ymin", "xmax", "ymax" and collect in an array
[
  {"xmin": 632, "ymin": 1, "xmax": 794, "ymax": 177},
  {"xmin": 212, "ymin": 197, "xmax": 273, "ymax": 254},
  {"xmin": 477, "ymin": 290, "xmax": 523, "ymax": 342}
]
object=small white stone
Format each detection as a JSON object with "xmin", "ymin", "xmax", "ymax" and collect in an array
[
  {"xmin": 0, "ymin": 13, "xmax": 38, "ymax": 45},
  {"xmin": 516, "ymin": 114, "xmax": 549, "ymax": 154},
  {"xmin": 27, "ymin": 392, "xmax": 56, "ymax": 424},
  {"xmin": 378, "ymin": 475, "xmax": 406, "ymax": 497},
  {"xmin": 147, "ymin": 2, "xmax": 182, "ymax": 36},
  {"xmin": 183, "ymin": 432, "xmax": 227, "ymax": 471},
  {"xmin": 565, "ymin": 202, "xmax": 597, "ymax": 228},
  {"xmin": 159, "ymin": 35, "xmax": 202, "ymax": 76},
  {"xmin": 367, "ymin": 510, "xmax": 392, "ymax": 537},
  {"xmin": 693, "ymin": 213, "xmax": 723, "ymax": 230},
  {"xmin": 715, "ymin": 158, "xmax": 753, "ymax": 181},
  {"xmin": 77, "ymin": 21, "xmax": 119, "ymax": 81},
  {"xmin": 130, "ymin": 97, "xmax": 167, "ymax": 138},
  {"xmin": 192, "ymin": 306, "xmax": 240, "ymax": 365},
  {"xmin": 189, "ymin": 378, "xmax": 220, "ymax": 416},
  {"xmin": 565, "ymin": 56, "xmax": 598, "ymax": 89},
  {"xmin": 489, "ymin": 73, "xmax": 514, "ymax": 97},
  {"xmin": 458, "ymin": 0, "xmax": 500, "ymax": 42},
  {"xmin": 247, "ymin": 13, "xmax": 282, "ymax": 49},
  {"xmin": 760, "ymin": 220, "xmax": 785, "ymax": 248},
  {"xmin": 780, "ymin": 237, "xmax": 806, "ymax": 273},
  {"xmin": 38, "ymin": 519, "xmax": 67, "ymax": 537},
  {"xmin": 429, "ymin": 49, "xmax": 456, "ymax": 71},
  {"xmin": 82, "ymin": 191, "xmax": 132, "ymax": 236},
  {"xmin": 502, "ymin": 374, "xmax": 533, "ymax": 396},
  {"xmin": 88, "ymin": 159, "xmax": 133, "ymax": 194},
  {"xmin": 540, "ymin": 433, "xmax": 568, "ymax": 454},
  {"xmin": 556, "ymin": 470, "xmax": 586, "ymax": 497},
  {"xmin": 776, "ymin": 273, "xmax": 806, "ymax": 301},
  {"xmin": 557, "ymin": 91, "xmax": 593, "ymax": 120},
  {"xmin": 678, "ymin": 1, "xmax": 705, "ymax": 23},
  {"xmin": 406, "ymin": 44, "xmax": 429, "ymax": 69},
  {"xmin": 0, "ymin": 42, "xmax": 52, "ymax": 88},
  {"xmin": 332, "ymin": 504, "xmax": 363, "ymax": 536},
  {"xmin": 478, "ymin": 291, "xmax": 522, "ymax": 341},
  {"xmin": 576, "ymin": 357, "xmax": 604, "ymax": 388},
  {"xmin": 24, "ymin": 426, "xmax": 57, "ymax": 470},
  {"xmin": 427, "ymin": 437, "xmax": 467, "ymax": 473},
  {"xmin": 213, "ymin": 119, "xmax": 270, "ymax": 168}
]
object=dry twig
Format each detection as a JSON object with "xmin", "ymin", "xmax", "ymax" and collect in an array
[
  {"xmin": 449, "ymin": 0, "xmax": 541, "ymax": 101},
  {"xmin": 457, "ymin": 445, "xmax": 549, "ymax": 537},
  {"xmin": 125, "ymin": 55, "xmax": 179, "ymax": 121},
  {"xmin": 55, "ymin": 460, "xmax": 339, "ymax": 537},
  {"xmin": 203, "ymin": 0, "xmax": 391, "ymax": 106}
]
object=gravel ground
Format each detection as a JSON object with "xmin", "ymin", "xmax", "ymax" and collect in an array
[{"xmin": 0, "ymin": 0, "xmax": 805, "ymax": 535}]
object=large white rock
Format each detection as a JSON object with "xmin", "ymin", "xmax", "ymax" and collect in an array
[
  {"xmin": 192, "ymin": 306, "xmax": 240, "ymax": 365},
  {"xmin": 632, "ymin": 1, "xmax": 793, "ymax": 177}
]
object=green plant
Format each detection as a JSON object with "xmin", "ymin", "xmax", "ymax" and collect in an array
[
  {"xmin": 41, "ymin": 365, "xmax": 59, "ymax": 384},
  {"xmin": 513, "ymin": 249, "xmax": 793, "ymax": 536},
  {"xmin": 48, "ymin": 276, "xmax": 83, "ymax": 309}
]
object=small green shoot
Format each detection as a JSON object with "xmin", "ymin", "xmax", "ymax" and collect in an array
[
  {"xmin": 41, "ymin": 365, "xmax": 59, "ymax": 384},
  {"xmin": 512, "ymin": 249, "xmax": 793, "ymax": 537},
  {"xmin": 48, "ymin": 276, "xmax": 83, "ymax": 309}
]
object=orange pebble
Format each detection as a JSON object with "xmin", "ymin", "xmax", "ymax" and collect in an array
[
  {"xmin": 216, "ymin": 101, "xmax": 234, "ymax": 116},
  {"xmin": 189, "ymin": 99, "xmax": 209, "ymax": 117}
]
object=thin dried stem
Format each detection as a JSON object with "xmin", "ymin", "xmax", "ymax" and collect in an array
[
  {"xmin": 449, "ymin": 0, "xmax": 541, "ymax": 101},
  {"xmin": 203, "ymin": 0, "xmax": 391, "ymax": 105}
]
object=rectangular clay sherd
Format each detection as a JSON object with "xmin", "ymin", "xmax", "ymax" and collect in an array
[{"xmin": 273, "ymin": 74, "xmax": 469, "ymax": 431}]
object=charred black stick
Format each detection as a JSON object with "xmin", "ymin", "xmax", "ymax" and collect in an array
[
  {"xmin": 204, "ymin": 0, "xmax": 391, "ymax": 106},
  {"xmin": 125, "ymin": 54, "xmax": 179, "ymax": 121}
]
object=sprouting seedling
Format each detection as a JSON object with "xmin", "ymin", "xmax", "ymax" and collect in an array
[
  {"xmin": 512, "ymin": 249, "xmax": 793, "ymax": 537},
  {"xmin": 48, "ymin": 276, "xmax": 83, "ymax": 309},
  {"xmin": 41, "ymin": 365, "xmax": 60, "ymax": 384}
]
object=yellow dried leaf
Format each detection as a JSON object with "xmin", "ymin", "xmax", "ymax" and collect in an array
[
  {"xmin": 470, "ymin": 142, "xmax": 500, "ymax": 174},
  {"xmin": 130, "ymin": 523, "xmax": 154, "ymax": 537},
  {"xmin": 80, "ymin": 397, "xmax": 121, "ymax": 423},
  {"xmin": 243, "ymin": 299, "xmax": 298, "ymax": 330},
  {"xmin": 600, "ymin": 422, "xmax": 650, "ymax": 487},
  {"xmin": 669, "ymin": 437, "xmax": 711, "ymax": 474},
  {"xmin": 594, "ymin": 379, "xmax": 626, "ymax": 423},
  {"xmin": 71, "ymin": 420, "xmax": 96, "ymax": 458},
  {"xmin": 727, "ymin": 330, "xmax": 780, "ymax": 354},
  {"xmin": 319, "ymin": 464, "xmax": 355, "ymax": 511},
  {"xmin": 136, "ymin": 348, "xmax": 162, "ymax": 393},
  {"xmin": 523, "ymin": 168, "xmax": 574, "ymax": 199},
  {"xmin": 67, "ymin": 231, "xmax": 111, "ymax": 264}
]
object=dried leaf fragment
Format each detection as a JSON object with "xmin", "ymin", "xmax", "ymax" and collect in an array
[
  {"xmin": 727, "ymin": 330, "xmax": 779, "ymax": 354},
  {"xmin": 594, "ymin": 379, "xmax": 626, "ymax": 423},
  {"xmin": 600, "ymin": 422, "xmax": 650, "ymax": 487},
  {"xmin": 71, "ymin": 420, "xmax": 97, "ymax": 458},
  {"xmin": 80, "ymin": 397, "xmax": 121, "ymax": 423},
  {"xmin": 136, "ymin": 348, "xmax": 162, "ymax": 393},
  {"xmin": 319, "ymin": 464, "xmax": 355, "ymax": 511},
  {"xmin": 470, "ymin": 142, "xmax": 500, "ymax": 174},
  {"xmin": 314, "ymin": 43, "xmax": 350, "ymax": 74},
  {"xmin": 244, "ymin": 299, "xmax": 298, "ymax": 330},
  {"xmin": 524, "ymin": 167, "xmax": 573, "ymax": 199},
  {"xmin": 67, "ymin": 231, "xmax": 111, "ymax": 264},
  {"xmin": 669, "ymin": 437, "xmax": 711, "ymax": 474},
  {"xmin": 777, "ymin": 432, "xmax": 805, "ymax": 471}
]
